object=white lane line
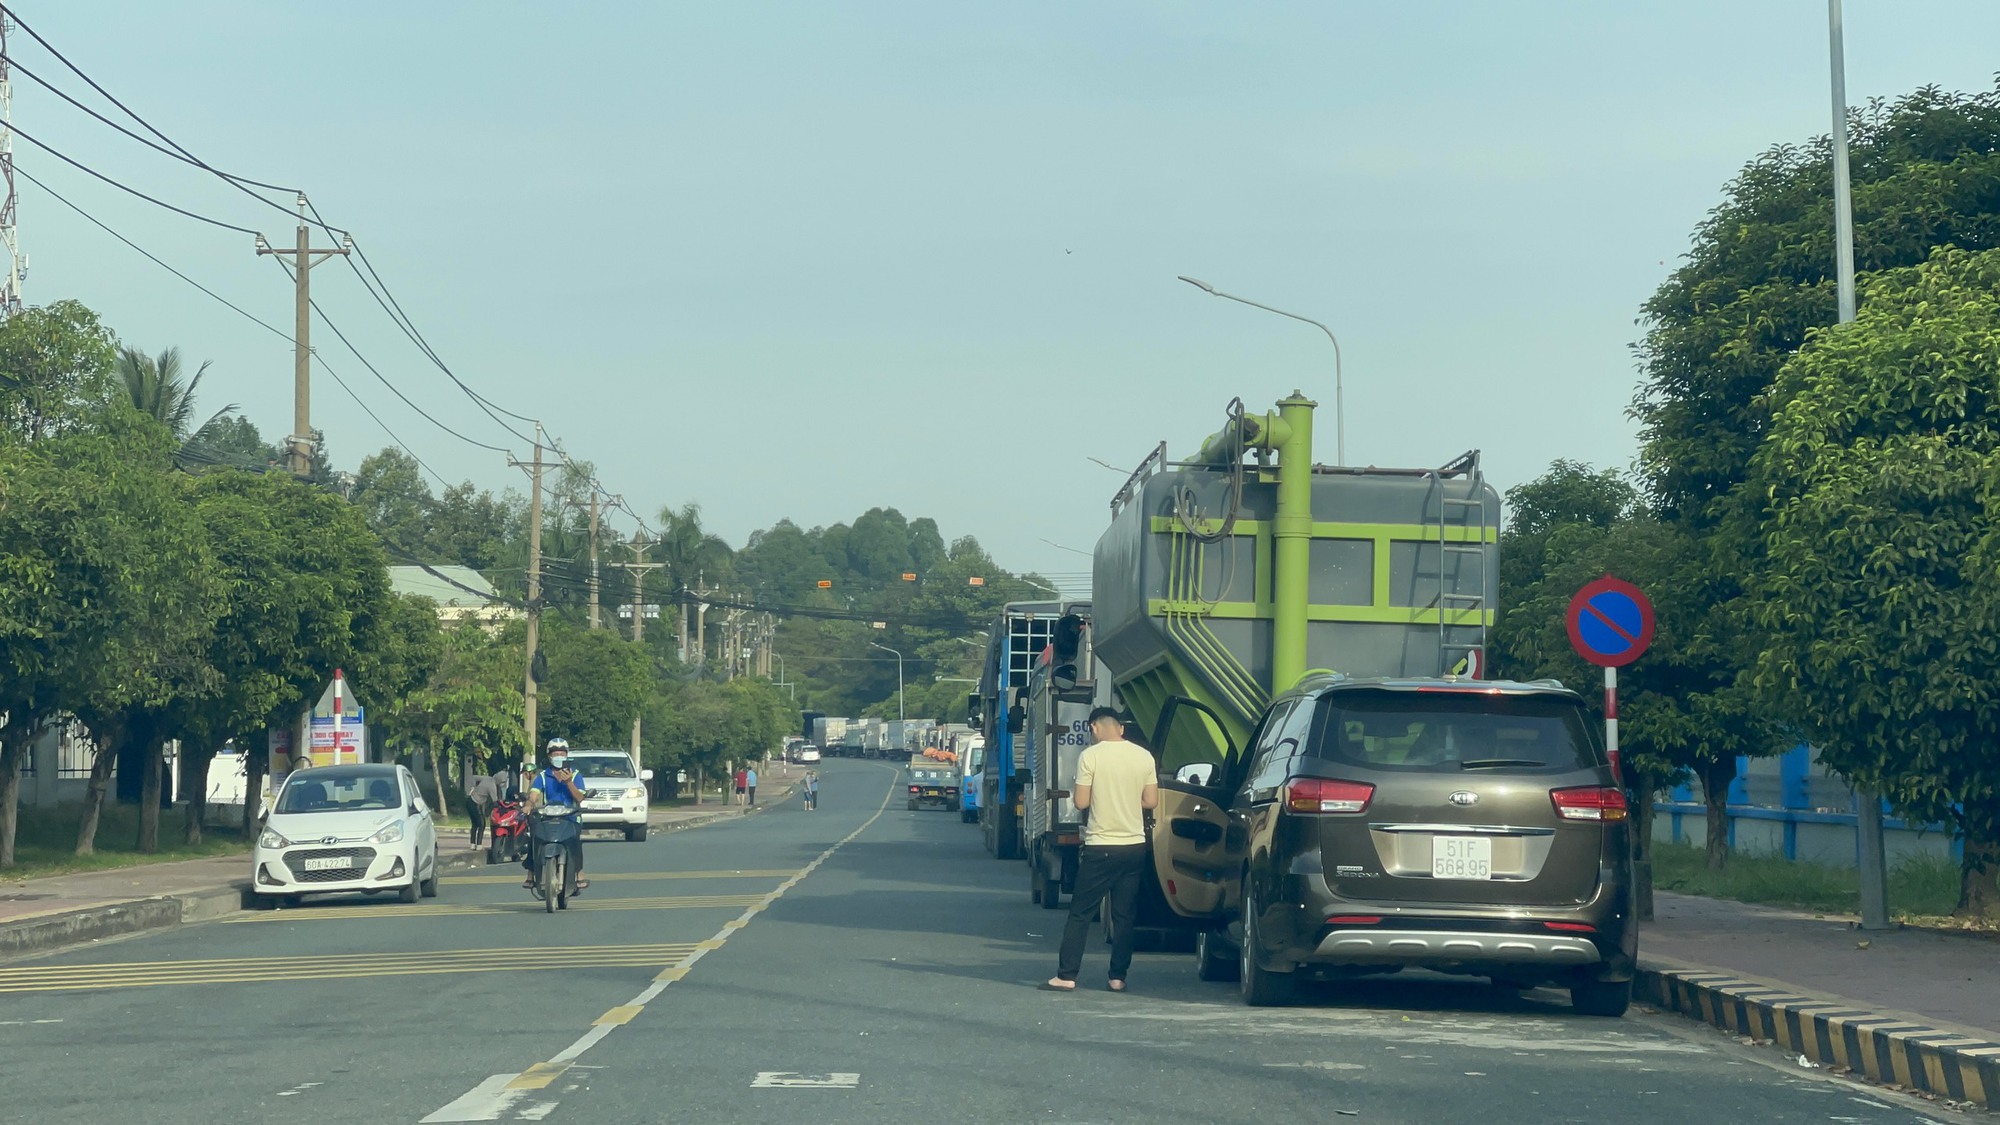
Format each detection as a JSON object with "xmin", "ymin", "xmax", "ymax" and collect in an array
[
  {"xmin": 421, "ymin": 769, "xmax": 900, "ymax": 1122},
  {"xmin": 751, "ymin": 1072, "xmax": 860, "ymax": 1088},
  {"xmin": 0, "ymin": 1019, "xmax": 65, "ymax": 1026}
]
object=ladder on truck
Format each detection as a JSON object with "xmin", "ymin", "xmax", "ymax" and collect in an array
[{"xmin": 1427, "ymin": 451, "xmax": 1492, "ymax": 677}]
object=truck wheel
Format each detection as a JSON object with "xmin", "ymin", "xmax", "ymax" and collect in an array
[
  {"xmin": 1238, "ymin": 884, "xmax": 1296, "ymax": 1006},
  {"xmin": 1029, "ymin": 859, "xmax": 1043, "ymax": 905},
  {"xmin": 1196, "ymin": 930, "xmax": 1240, "ymax": 982},
  {"xmin": 1039, "ymin": 868, "xmax": 1063, "ymax": 910}
]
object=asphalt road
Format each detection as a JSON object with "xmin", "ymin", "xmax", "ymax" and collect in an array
[{"xmin": 0, "ymin": 761, "xmax": 1963, "ymax": 1124}]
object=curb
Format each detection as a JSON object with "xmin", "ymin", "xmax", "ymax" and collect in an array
[
  {"xmin": 0, "ymin": 897, "xmax": 184, "ymax": 960},
  {"xmin": 1637, "ymin": 964, "xmax": 2000, "ymax": 1110}
]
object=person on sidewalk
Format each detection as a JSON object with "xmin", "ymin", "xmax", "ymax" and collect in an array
[
  {"xmin": 746, "ymin": 766, "xmax": 759, "ymax": 806},
  {"xmin": 465, "ymin": 768, "xmax": 499, "ymax": 847},
  {"xmin": 1044, "ymin": 707, "xmax": 1157, "ymax": 994},
  {"xmin": 734, "ymin": 767, "xmax": 747, "ymax": 806}
]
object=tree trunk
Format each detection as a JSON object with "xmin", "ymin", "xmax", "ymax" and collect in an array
[
  {"xmin": 137, "ymin": 738, "xmax": 164, "ymax": 853},
  {"xmin": 242, "ymin": 741, "xmax": 267, "ymax": 839},
  {"xmin": 0, "ymin": 736, "xmax": 26, "ymax": 868},
  {"xmin": 74, "ymin": 738, "xmax": 118, "ymax": 857},
  {"xmin": 182, "ymin": 749, "xmax": 212, "ymax": 846},
  {"xmin": 1699, "ymin": 758, "xmax": 1734, "ymax": 871},
  {"xmin": 430, "ymin": 740, "xmax": 450, "ymax": 823},
  {"xmin": 1959, "ymin": 834, "xmax": 2000, "ymax": 922}
]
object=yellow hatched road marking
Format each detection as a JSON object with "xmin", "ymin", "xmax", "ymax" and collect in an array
[
  {"xmin": 594, "ymin": 1006, "xmax": 642, "ymax": 1026},
  {"xmin": 507, "ymin": 1062, "xmax": 570, "ymax": 1090},
  {"xmin": 223, "ymin": 894, "xmax": 769, "ymax": 922},
  {"xmin": 0, "ymin": 943, "xmax": 701, "ymax": 995},
  {"xmin": 653, "ymin": 967, "xmax": 688, "ymax": 982}
]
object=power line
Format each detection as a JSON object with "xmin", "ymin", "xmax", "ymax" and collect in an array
[{"xmin": 9, "ymin": 121, "xmax": 261, "ymax": 235}]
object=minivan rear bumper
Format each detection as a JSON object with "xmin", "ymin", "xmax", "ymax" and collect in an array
[{"xmin": 1269, "ymin": 867, "xmax": 1637, "ymax": 982}]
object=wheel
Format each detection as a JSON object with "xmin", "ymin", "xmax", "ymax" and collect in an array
[
  {"xmin": 629, "ymin": 823, "xmax": 649, "ymax": 842},
  {"xmin": 486, "ymin": 840, "xmax": 500, "ymax": 865},
  {"xmin": 1196, "ymin": 930, "xmax": 1240, "ymax": 982},
  {"xmin": 398, "ymin": 879, "xmax": 420, "ymax": 904},
  {"xmin": 1238, "ymin": 883, "xmax": 1297, "ymax": 1006},
  {"xmin": 420, "ymin": 854, "xmax": 439, "ymax": 898},
  {"xmin": 907, "ymin": 799, "xmax": 917, "ymax": 811},
  {"xmin": 1038, "ymin": 868, "xmax": 1063, "ymax": 910},
  {"xmin": 961, "ymin": 809, "xmax": 975, "ymax": 824},
  {"xmin": 542, "ymin": 857, "xmax": 559, "ymax": 914},
  {"xmin": 1029, "ymin": 858, "xmax": 1043, "ymax": 905},
  {"xmin": 1570, "ymin": 978, "xmax": 1631, "ymax": 1017}
]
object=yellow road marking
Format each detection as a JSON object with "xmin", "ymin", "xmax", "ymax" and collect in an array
[
  {"xmin": 507, "ymin": 1062, "xmax": 569, "ymax": 1090},
  {"xmin": 653, "ymin": 967, "xmax": 687, "ymax": 982},
  {"xmin": 223, "ymin": 894, "xmax": 768, "ymax": 922},
  {"xmin": 695, "ymin": 939, "xmax": 725, "ymax": 950},
  {"xmin": 0, "ymin": 943, "xmax": 702, "ymax": 995},
  {"xmin": 594, "ymin": 1006, "xmax": 642, "ymax": 1026},
  {"xmin": 451, "ymin": 869, "xmax": 797, "ymax": 885}
]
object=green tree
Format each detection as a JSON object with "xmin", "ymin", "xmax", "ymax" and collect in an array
[
  {"xmin": 381, "ymin": 621, "xmax": 525, "ymax": 816},
  {"xmin": 538, "ymin": 621, "xmax": 652, "ymax": 749},
  {"xmin": 0, "ymin": 299, "xmax": 119, "ymax": 441},
  {"xmin": 115, "ymin": 345, "xmax": 236, "ymax": 461},
  {"xmin": 1753, "ymin": 246, "xmax": 2000, "ymax": 920}
]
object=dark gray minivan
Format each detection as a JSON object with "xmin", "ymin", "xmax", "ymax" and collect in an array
[{"xmin": 1150, "ymin": 675, "xmax": 1637, "ymax": 1014}]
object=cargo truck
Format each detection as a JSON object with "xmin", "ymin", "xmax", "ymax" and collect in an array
[
  {"xmin": 972, "ymin": 601, "xmax": 1061, "ymax": 860},
  {"xmin": 812, "ymin": 716, "xmax": 850, "ymax": 754},
  {"xmin": 1020, "ymin": 605, "xmax": 1111, "ymax": 909}
]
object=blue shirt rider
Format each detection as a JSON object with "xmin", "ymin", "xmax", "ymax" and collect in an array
[{"xmin": 523, "ymin": 738, "xmax": 588, "ymax": 890}]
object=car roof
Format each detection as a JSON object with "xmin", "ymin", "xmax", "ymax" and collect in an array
[{"xmin": 1278, "ymin": 674, "xmax": 1583, "ymax": 705}]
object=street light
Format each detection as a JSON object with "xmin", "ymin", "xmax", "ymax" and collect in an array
[
  {"xmin": 1178, "ymin": 275, "xmax": 1346, "ymax": 466},
  {"xmin": 868, "ymin": 640, "xmax": 905, "ymax": 721},
  {"xmin": 1017, "ymin": 577, "xmax": 1062, "ymax": 598}
]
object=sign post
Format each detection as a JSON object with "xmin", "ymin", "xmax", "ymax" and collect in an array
[{"xmin": 1566, "ymin": 574, "xmax": 1656, "ymax": 921}]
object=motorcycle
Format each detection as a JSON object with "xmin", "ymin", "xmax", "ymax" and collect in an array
[
  {"xmin": 486, "ymin": 797, "xmax": 527, "ymax": 865},
  {"xmin": 527, "ymin": 804, "xmax": 581, "ymax": 913}
]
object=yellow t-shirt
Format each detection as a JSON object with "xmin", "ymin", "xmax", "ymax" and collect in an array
[{"xmin": 1076, "ymin": 739, "xmax": 1156, "ymax": 846}]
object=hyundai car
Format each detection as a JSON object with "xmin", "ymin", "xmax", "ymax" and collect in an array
[{"xmin": 250, "ymin": 763, "xmax": 440, "ymax": 907}]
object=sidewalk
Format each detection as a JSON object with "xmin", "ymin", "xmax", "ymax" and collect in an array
[
  {"xmin": 1639, "ymin": 891, "xmax": 2000, "ymax": 1108},
  {"xmin": 0, "ymin": 785, "xmax": 793, "ymax": 962}
]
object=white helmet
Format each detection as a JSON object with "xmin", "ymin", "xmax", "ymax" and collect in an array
[{"xmin": 546, "ymin": 737, "xmax": 570, "ymax": 751}]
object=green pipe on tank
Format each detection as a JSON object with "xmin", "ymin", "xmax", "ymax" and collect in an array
[{"xmin": 1270, "ymin": 391, "xmax": 1315, "ymax": 693}]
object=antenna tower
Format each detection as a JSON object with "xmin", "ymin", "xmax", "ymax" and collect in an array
[{"xmin": 0, "ymin": 7, "xmax": 23, "ymax": 318}]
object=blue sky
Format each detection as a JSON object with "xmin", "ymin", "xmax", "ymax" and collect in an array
[{"xmin": 16, "ymin": 2, "xmax": 2000, "ymax": 586}]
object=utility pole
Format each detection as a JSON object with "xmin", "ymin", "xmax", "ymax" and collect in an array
[
  {"xmin": 587, "ymin": 490, "xmax": 602, "ymax": 630},
  {"xmin": 0, "ymin": 9, "xmax": 25, "ymax": 319},
  {"xmin": 509, "ymin": 425, "xmax": 547, "ymax": 757},
  {"xmin": 255, "ymin": 194, "xmax": 350, "ymax": 477},
  {"xmin": 609, "ymin": 535, "xmax": 663, "ymax": 759}
]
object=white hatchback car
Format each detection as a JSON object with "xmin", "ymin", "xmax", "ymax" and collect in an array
[{"xmin": 251, "ymin": 764, "xmax": 440, "ymax": 906}]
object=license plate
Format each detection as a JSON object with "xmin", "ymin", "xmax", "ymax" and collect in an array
[
  {"xmin": 1431, "ymin": 836, "xmax": 1492, "ymax": 880},
  {"xmin": 923, "ymin": 788, "xmax": 941, "ymax": 797},
  {"xmin": 303, "ymin": 856, "xmax": 351, "ymax": 871}
]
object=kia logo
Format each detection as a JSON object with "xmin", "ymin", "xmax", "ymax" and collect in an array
[{"xmin": 1448, "ymin": 791, "xmax": 1479, "ymax": 807}]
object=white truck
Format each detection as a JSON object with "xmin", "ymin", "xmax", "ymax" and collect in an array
[{"xmin": 1021, "ymin": 606, "xmax": 1113, "ymax": 910}]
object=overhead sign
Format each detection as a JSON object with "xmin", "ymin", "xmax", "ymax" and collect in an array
[{"xmin": 1566, "ymin": 575, "xmax": 1655, "ymax": 668}]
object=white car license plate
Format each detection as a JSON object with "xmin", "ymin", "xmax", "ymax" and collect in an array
[
  {"xmin": 1431, "ymin": 836, "xmax": 1492, "ymax": 880},
  {"xmin": 303, "ymin": 855, "xmax": 350, "ymax": 871}
]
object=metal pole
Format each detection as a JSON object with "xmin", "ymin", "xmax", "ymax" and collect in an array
[
  {"xmin": 870, "ymin": 642, "xmax": 904, "ymax": 721},
  {"xmin": 1828, "ymin": 0, "xmax": 1888, "ymax": 931},
  {"xmin": 1271, "ymin": 394, "xmax": 1315, "ymax": 692},
  {"xmin": 587, "ymin": 491, "xmax": 601, "ymax": 630},
  {"xmin": 1603, "ymin": 665, "xmax": 1619, "ymax": 781},
  {"xmin": 1178, "ymin": 276, "xmax": 1346, "ymax": 466}
]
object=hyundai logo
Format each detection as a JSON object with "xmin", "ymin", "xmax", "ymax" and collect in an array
[
  {"xmin": 321, "ymin": 836, "xmax": 339, "ymax": 845},
  {"xmin": 1447, "ymin": 791, "xmax": 1479, "ymax": 807}
]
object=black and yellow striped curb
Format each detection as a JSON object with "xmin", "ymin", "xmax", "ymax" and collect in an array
[{"xmin": 1637, "ymin": 966, "xmax": 2000, "ymax": 1109}]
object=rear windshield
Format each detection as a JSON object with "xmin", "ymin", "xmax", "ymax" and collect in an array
[
  {"xmin": 567, "ymin": 756, "xmax": 635, "ymax": 778},
  {"xmin": 1309, "ymin": 691, "xmax": 1600, "ymax": 775}
]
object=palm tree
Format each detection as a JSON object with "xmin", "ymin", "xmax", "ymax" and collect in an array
[
  {"xmin": 117, "ymin": 346, "xmax": 239, "ymax": 465},
  {"xmin": 655, "ymin": 502, "xmax": 732, "ymax": 664}
]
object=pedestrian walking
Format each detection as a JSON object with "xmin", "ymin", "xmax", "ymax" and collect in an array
[
  {"xmin": 465, "ymin": 767, "xmax": 499, "ymax": 847},
  {"xmin": 734, "ymin": 767, "xmax": 747, "ymax": 806},
  {"xmin": 1044, "ymin": 707, "xmax": 1158, "ymax": 994},
  {"xmin": 745, "ymin": 766, "xmax": 759, "ymax": 806},
  {"xmin": 804, "ymin": 771, "xmax": 819, "ymax": 811}
]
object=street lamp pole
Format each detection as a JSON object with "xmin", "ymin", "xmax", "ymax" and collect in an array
[
  {"xmin": 1178, "ymin": 275, "xmax": 1346, "ymax": 466},
  {"xmin": 868, "ymin": 641, "xmax": 905, "ymax": 721}
]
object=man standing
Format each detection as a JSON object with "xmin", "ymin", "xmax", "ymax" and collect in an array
[
  {"xmin": 745, "ymin": 765, "xmax": 759, "ymax": 806},
  {"xmin": 804, "ymin": 771, "xmax": 819, "ymax": 811},
  {"xmin": 1044, "ymin": 707, "xmax": 1157, "ymax": 993},
  {"xmin": 734, "ymin": 766, "xmax": 747, "ymax": 806}
]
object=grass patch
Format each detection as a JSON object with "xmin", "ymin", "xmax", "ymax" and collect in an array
[
  {"xmin": 1651, "ymin": 841, "xmax": 1961, "ymax": 918},
  {"xmin": 3, "ymin": 801, "xmax": 248, "ymax": 882}
]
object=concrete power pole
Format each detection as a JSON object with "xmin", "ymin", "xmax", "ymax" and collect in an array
[
  {"xmin": 0, "ymin": 10, "xmax": 25, "ymax": 319},
  {"xmin": 609, "ymin": 536, "xmax": 663, "ymax": 759},
  {"xmin": 510, "ymin": 426, "xmax": 548, "ymax": 756},
  {"xmin": 255, "ymin": 194, "xmax": 350, "ymax": 477},
  {"xmin": 584, "ymin": 490, "xmax": 600, "ymax": 632}
]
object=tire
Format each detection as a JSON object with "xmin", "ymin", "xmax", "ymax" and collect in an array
[
  {"xmin": 1038, "ymin": 867, "xmax": 1063, "ymax": 910},
  {"xmin": 1196, "ymin": 930, "xmax": 1240, "ymax": 982},
  {"xmin": 398, "ymin": 879, "xmax": 420, "ymax": 904},
  {"xmin": 420, "ymin": 853, "xmax": 439, "ymax": 898},
  {"xmin": 1570, "ymin": 978, "xmax": 1631, "ymax": 1018},
  {"xmin": 486, "ymin": 840, "xmax": 500, "ymax": 865},
  {"xmin": 961, "ymin": 810, "xmax": 975, "ymax": 824},
  {"xmin": 542, "ymin": 856, "xmax": 559, "ymax": 914},
  {"xmin": 626, "ymin": 824, "xmax": 649, "ymax": 843},
  {"xmin": 1029, "ymin": 857, "xmax": 1043, "ymax": 905},
  {"xmin": 1238, "ymin": 883, "xmax": 1297, "ymax": 1006},
  {"xmin": 907, "ymin": 799, "xmax": 917, "ymax": 811}
]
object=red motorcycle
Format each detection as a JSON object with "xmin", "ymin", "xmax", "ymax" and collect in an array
[{"xmin": 486, "ymin": 797, "xmax": 527, "ymax": 865}]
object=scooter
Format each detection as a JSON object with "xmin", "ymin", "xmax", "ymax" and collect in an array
[
  {"xmin": 486, "ymin": 797, "xmax": 527, "ymax": 865},
  {"xmin": 527, "ymin": 804, "xmax": 580, "ymax": 913}
]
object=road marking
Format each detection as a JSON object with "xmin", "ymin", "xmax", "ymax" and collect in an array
[
  {"xmin": 506, "ymin": 1062, "xmax": 570, "ymax": 1090},
  {"xmin": 452, "ymin": 869, "xmax": 797, "ymax": 884},
  {"xmin": 223, "ymin": 892, "xmax": 770, "ymax": 922},
  {"xmin": 276, "ymin": 1081, "xmax": 323, "ymax": 1097},
  {"xmin": 427, "ymin": 769, "xmax": 900, "ymax": 1121},
  {"xmin": 593, "ymin": 1005, "xmax": 641, "ymax": 1026},
  {"xmin": 751, "ymin": 1072, "xmax": 860, "ymax": 1088},
  {"xmin": 0, "ymin": 943, "xmax": 701, "ymax": 995},
  {"xmin": 0, "ymin": 1019, "xmax": 64, "ymax": 1025}
]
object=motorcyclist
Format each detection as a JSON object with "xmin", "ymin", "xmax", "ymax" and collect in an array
[{"xmin": 521, "ymin": 738, "xmax": 589, "ymax": 892}]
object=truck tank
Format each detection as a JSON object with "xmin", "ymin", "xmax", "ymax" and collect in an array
[{"xmin": 1092, "ymin": 392, "xmax": 1498, "ymax": 771}]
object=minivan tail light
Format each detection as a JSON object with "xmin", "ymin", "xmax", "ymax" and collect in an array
[
  {"xmin": 1285, "ymin": 778, "xmax": 1374, "ymax": 815},
  {"xmin": 1550, "ymin": 786, "xmax": 1628, "ymax": 821},
  {"xmin": 1325, "ymin": 915, "xmax": 1382, "ymax": 926}
]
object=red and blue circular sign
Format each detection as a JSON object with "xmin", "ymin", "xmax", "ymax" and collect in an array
[{"xmin": 1566, "ymin": 575, "xmax": 1655, "ymax": 668}]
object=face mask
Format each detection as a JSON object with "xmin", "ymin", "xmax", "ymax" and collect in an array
[{"xmin": 549, "ymin": 757, "xmax": 568, "ymax": 770}]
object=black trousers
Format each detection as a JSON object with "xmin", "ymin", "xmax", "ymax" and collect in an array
[{"xmin": 1056, "ymin": 843, "xmax": 1150, "ymax": 982}]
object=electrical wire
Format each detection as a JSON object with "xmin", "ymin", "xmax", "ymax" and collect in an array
[{"xmin": 8, "ymin": 121, "xmax": 263, "ymax": 235}]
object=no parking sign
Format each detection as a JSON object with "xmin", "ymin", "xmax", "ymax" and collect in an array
[{"xmin": 1565, "ymin": 575, "xmax": 1654, "ymax": 779}]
